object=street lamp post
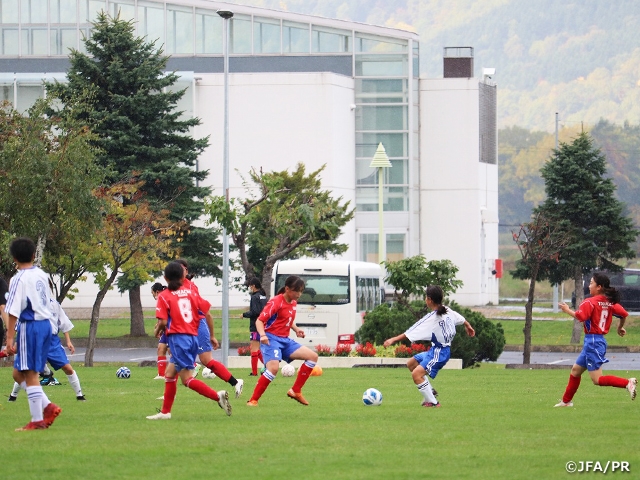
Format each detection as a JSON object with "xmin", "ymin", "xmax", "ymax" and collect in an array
[
  {"xmin": 369, "ymin": 143, "xmax": 392, "ymax": 264},
  {"xmin": 217, "ymin": 9, "xmax": 233, "ymax": 365}
]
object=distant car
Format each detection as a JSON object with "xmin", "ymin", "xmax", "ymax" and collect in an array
[{"xmin": 571, "ymin": 269, "xmax": 640, "ymax": 312}]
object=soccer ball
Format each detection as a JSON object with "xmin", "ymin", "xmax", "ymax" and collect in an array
[
  {"xmin": 116, "ymin": 366, "xmax": 131, "ymax": 379},
  {"xmin": 202, "ymin": 367, "xmax": 217, "ymax": 379},
  {"xmin": 281, "ymin": 364, "xmax": 295, "ymax": 377},
  {"xmin": 310, "ymin": 365, "xmax": 323, "ymax": 376},
  {"xmin": 362, "ymin": 388, "xmax": 383, "ymax": 406}
]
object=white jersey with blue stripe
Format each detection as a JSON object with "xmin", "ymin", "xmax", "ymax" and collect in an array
[
  {"xmin": 49, "ymin": 299, "xmax": 74, "ymax": 335},
  {"xmin": 404, "ymin": 307, "xmax": 466, "ymax": 347},
  {"xmin": 6, "ymin": 266, "xmax": 53, "ymax": 322}
]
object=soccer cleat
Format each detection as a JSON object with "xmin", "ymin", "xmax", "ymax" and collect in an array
[
  {"xmin": 287, "ymin": 388, "xmax": 309, "ymax": 406},
  {"xmin": 156, "ymin": 396, "xmax": 164, "ymax": 400},
  {"xmin": 15, "ymin": 420, "xmax": 47, "ymax": 431},
  {"xmin": 153, "ymin": 375, "xmax": 164, "ymax": 380},
  {"xmin": 246, "ymin": 399, "xmax": 259, "ymax": 407},
  {"xmin": 554, "ymin": 400, "xmax": 573, "ymax": 407},
  {"xmin": 43, "ymin": 403, "xmax": 62, "ymax": 427},
  {"xmin": 421, "ymin": 401, "xmax": 441, "ymax": 408},
  {"xmin": 7, "ymin": 395, "xmax": 17, "ymax": 402},
  {"xmin": 146, "ymin": 411, "xmax": 171, "ymax": 420},
  {"xmin": 234, "ymin": 379, "xmax": 244, "ymax": 399},
  {"xmin": 249, "ymin": 373, "xmax": 258, "ymax": 376},
  {"xmin": 217, "ymin": 390, "xmax": 232, "ymax": 416},
  {"xmin": 627, "ymin": 378, "xmax": 637, "ymax": 400},
  {"xmin": 76, "ymin": 395, "xmax": 86, "ymax": 401},
  {"xmin": 193, "ymin": 363, "xmax": 201, "ymax": 378}
]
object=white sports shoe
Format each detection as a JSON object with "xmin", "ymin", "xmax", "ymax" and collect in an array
[
  {"xmin": 627, "ymin": 378, "xmax": 637, "ymax": 400},
  {"xmin": 146, "ymin": 411, "xmax": 171, "ymax": 420},
  {"xmin": 554, "ymin": 400, "xmax": 573, "ymax": 407},
  {"xmin": 217, "ymin": 390, "xmax": 232, "ymax": 416},
  {"xmin": 193, "ymin": 364, "xmax": 201, "ymax": 378},
  {"xmin": 234, "ymin": 379, "xmax": 244, "ymax": 399},
  {"xmin": 153, "ymin": 375, "xmax": 164, "ymax": 380},
  {"xmin": 156, "ymin": 396, "xmax": 164, "ymax": 400}
]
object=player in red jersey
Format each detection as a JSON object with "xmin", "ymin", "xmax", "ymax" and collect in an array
[
  {"xmin": 555, "ymin": 272, "xmax": 637, "ymax": 407},
  {"xmin": 146, "ymin": 261, "xmax": 231, "ymax": 419},
  {"xmin": 174, "ymin": 259, "xmax": 244, "ymax": 398},
  {"xmin": 246, "ymin": 275, "xmax": 319, "ymax": 406}
]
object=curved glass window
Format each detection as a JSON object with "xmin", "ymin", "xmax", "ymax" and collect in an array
[
  {"xmin": 283, "ymin": 20, "xmax": 308, "ymax": 53},
  {"xmin": 1, "ymin": 0, "xmax": 19, "ymax": 23},
  {"xmin": 1, "ymin": 28, "xmax": 19, "ymax": 54},
  {"xmin": 51, "ymin": 0, "xmax": 76, "ymax": 23},
  {"xmin": 254, "ymin": 16, "xmax": 279, "ymax": 54},
  {"xmin": 355, "ymin": 79, "xmax": 407, "ymax": 104},
  {"xmin": 110, "ymin": 0, "xmax": 135, "ymax": 22},
  {"xmin": 195, "ymin": 8, "xmax": 221, "ymax": 54},
  {"xmin": 356, "ymin": 54, "xmax": 407, "ymax": 77},
  {"xmin": 137, "ymin": 1, "xmax": 164, "ymax": 46},
  {"xmin": 355, "ymin": 105, "xmax": 407, "ymax": 131},
  {"xmin": 167, "ymin": 4, "xmax": 193, "ymax": 54},
  {"xmin": 229, "ymin": 14, "xmax": 250, "ymax": 54},
  {"xmin": 21, "ymin": 0, "xmax": 47, "ymax": 24},
  {"xmin": 312, "ymin": 25, "xmax": 351, "ymax": 53},
  {"xmin": 355, "ymin": 33, "xmax": 406, "ymax": 53}
]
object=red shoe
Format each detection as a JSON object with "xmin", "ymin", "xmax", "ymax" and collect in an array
[
  {"xmin": 0, "ymin": 350, "xmax": 8, "ymax": 358},
  {"xmin": 15, "ymin": 420, "xmax": 47, "ymax": 431},
  {"xmin": 287, "ymin": 389, "xmax": 309, "ymax": 406},
  {"xmin": 43, "ymin": 403, "xmax": 62, "ymax": 427},
  {"xmin": 421, "ymin": 401, "xmax": 441, "ymax": 408}
]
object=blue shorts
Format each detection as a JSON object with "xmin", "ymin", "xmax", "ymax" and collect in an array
[
  {"xmin": 47, "ymin": 334, "xmax": 70, "ymax": 370},
  {"xmin": 260, "ymin": 334, "xmax": 302, "ymax": 364},
  {"xmin": 14, "ymin": 320, "xmax": 51, "ymax": 373},
  {"xmin": 576, "ymin": 334, "xmax": 609, "ymax": 371},
  {"xmin": 414, "ymin": 345, "xmax": 451, "ymax": 379},
  {"xmin": 197, "ymin": 318, "xmax": 213, "ymax": 354},
  {"xmin": 158, "ymin": 332, "xmax": 168, "ymax": 345},
  {"xmin": 167, "ymin": 334, "xmax": 199, "ymax": 372}
]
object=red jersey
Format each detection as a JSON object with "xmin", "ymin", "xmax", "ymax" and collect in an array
[
  {"xmin": 258, "ymin": 293, "xmax": 297, "ymax": 337},
  {"xmin": 182, "ymin": 277, "xmax": 206, "ymax": 320},
  {"xmin": 156, "ymin": 286, "xmax": 210, "ymax": 336},
  {"xmin": 574, "ymin": 294, "xmax": 628, "ymax": 335}
]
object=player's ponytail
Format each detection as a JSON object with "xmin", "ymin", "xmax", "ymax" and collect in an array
[
  {"xmin": 592, "ymin": 272, "xmax": 621, "ymax": 304},
  {"xmin": 426, "ymin": 285, "xmax": 447, "ymax": 315},
  {"xmin": 164, "ymin": 261, "xmax": 185, "ymax": 291}
]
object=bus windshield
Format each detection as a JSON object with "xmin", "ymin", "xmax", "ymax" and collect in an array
[{"xmin": 274, "ymin": 274, "xmax": 350, "ymax": 305}]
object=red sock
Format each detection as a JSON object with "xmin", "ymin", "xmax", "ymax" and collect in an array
[
  {"xmin": 258, "ymin": 351, "xmax": 264, "ymax": 364},
  {"xmin": 598, "ymin": 375, "xmax": 629, "ymax": 388},
  {"xmin": 185, "ymin": 377, "xmax": 219, "ymax": 401},
  {"xmin": 251, "ymin": 352, "xmax": 259, "ymax": 375},
  {"xmin": 250, "ymin": 374, "xmax": 272, "ymax": 402},
  {"xmin": 161, "ymin": 377, "xmax": 178, "ymax": 414},
  {"xmin": 157, "ymin": 356, "xmax": 167, "ymax": 376},
  {"xmin": 292, "ymin": 362, "xmax": 314, "ymax": 393},
  {"xmin": 206, "ymin": 359, "xmax": 232, "ymax": 382},
  {"xmin": 562, "ymin": 374, "xmax": 581, "ymax": 403}
]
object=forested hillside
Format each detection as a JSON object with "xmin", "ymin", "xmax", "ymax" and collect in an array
[{"xmin": 227, "ymin": 0, "xmax": 640, "ymax": 132}]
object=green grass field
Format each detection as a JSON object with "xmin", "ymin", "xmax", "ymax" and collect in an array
[
  {"xmin": 495, "ymin": 317, "xmax": 640, "ymax": 346},
  {"xmin": 69, "ymin": 309, "xmax": 250, "ymax": 343},
  {"xmin": 1, "ymin": 365, "xmax": 638, "ymax": 479}
]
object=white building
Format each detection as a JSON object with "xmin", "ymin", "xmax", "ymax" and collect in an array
[{"xmin": 0, "ymin": 2, "xmax": 499, "ymax": 308}]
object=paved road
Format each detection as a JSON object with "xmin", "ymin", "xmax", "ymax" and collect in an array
[{"xmin": 67, "ymin": 347, "xmax": 640, "ymax": 371}]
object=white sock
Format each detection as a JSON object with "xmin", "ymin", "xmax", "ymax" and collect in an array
[
  {"xmin": 40, "ymin": 387, "xmax": 51, "ymax": 412},
  {"xmin": 66, "ymin": 371, "xmax": 83, "ymax": 396},
  {"xmin": 26, "ymin": 386, "xmax": 44, "ymax": 422},
  {"xmin": 10, "ymin": 381, "xmax": 21, "ymax": 397},
  {"xmin": 417, "ymin": 379, "xmax": 438, "ymax": 404},
  {"xmin": 42, "ymin": 364, "xmax": 52, "ymax": 376}
]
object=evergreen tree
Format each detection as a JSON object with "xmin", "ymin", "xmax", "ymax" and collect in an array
[
  {"xmin": 47, "ymin": 13, "xmax": 220, "ymax": 333},
  {"xmin": 534, "ymin": 131, "xmax": 636, "ymax": 342}
]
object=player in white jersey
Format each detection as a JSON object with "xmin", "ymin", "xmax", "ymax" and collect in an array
[
  {"xmin": 9, "ymin": 285, "xmax": 86, "ymax": 402},
  {"xmin": 5, "ymin": 237, "xmax": 62, "ymax": 430},
  {"xmin": 384, "ymin": 285, "xmax": 475, "ymax": 408}
]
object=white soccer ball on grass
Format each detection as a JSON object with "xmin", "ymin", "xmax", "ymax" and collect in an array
[
  {"xmin": 201, "ymin": 367, "xmax": 217, "ymax": 379},
  {"xmin": 362, "ymin": 388, "xmax": 383, "ymax": 406},
  {"xmin": 281, "ymin": 364, "xmax": 296, "ymax": 377}
]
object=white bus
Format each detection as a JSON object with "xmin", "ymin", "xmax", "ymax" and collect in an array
[{"xmin": 271, "ymin": 259, "xmax": 384, "ymax": 347}]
